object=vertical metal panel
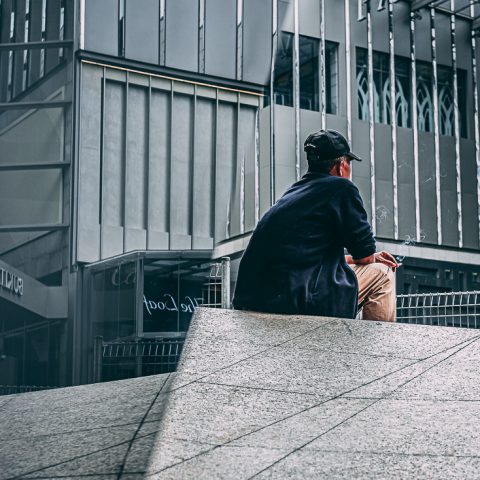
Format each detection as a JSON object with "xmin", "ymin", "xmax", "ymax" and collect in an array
[
  {"xmin": 269, "ymin": 0, "xmax": 277, "ymax": 205},
  {"xmin": 0, "ymin": 0, "xmax": 12, "ymax": 101},
  {"xmin": 260, "ymin": 107, "xmax": 272, "ymax": 216},
  {"xmin": 165, "ymin": 0, "xmax": 199, "ymax": 72},
  {"xmin": 148, "ymin": 86, "xmax": 170, "ymax": 249},
  {"xmin": 410, "ymin": 8, "xmax": 421, "ymax": 242},
  {"xmin": 84, "ymin": 0, "xmax": 118, "ymax": 56},
  {"xmin": 450, "ymin": 0, "xmax": 462, "ymax": 247},
  {"xmin": 159, "ymin": 0, "xmax": 166, "ymax": 65},
  {"xmin": 274, "ymin": 105, "xmax": 295, "ymax": 200},
  {"xmin": 388, "ymin": 0, "xmax": 398, "ymax": 239},
  {"xmin": 418, "ymin": 131, "xmax": 438, "ymax": 244},
  {"xmin": 366, "ymin": 0, "xmax": 376, "ymax": 234},
  {"xmin": 170, "ymin": 91, "xmax": 193, "ymax": 248},
  {"xmin": 254, "ymin": 107, "xmax": 260, "ymax": 225},
  {"xmin": 431, "ymin": 7, "xmax": 442, "ymax": 244},
  {"xmin": 236, "ymin": 0, "xmax": 243, "ymax": 79},
  {"xmin": 471, "ymin": 0, "xmax": 480, "ymax": 247},
  {"xmin": 345, "ymin": 0, "xmax": 352, "ymax": 144},
  {"xmin": 215, "ymin": 101, "xmax": 236, "ymax": 241},
  {"xmin": 28, "ymin": 0, "xmax": 42, "ymax": 85},
  {"xmin": 101, "ymin": 79, "xmax": 125, "ymax": 257},
  {"xmin": 192, "ymin": 97, "xmax": 215, "ymax": 248},
  {"xmin": 228, "ymin": 98, "xmax": 241, "ymax": 237},
  {"xmin": 12, "ymin": 0, "xmax": 26, "ymax": 98},
  {"xmin": 125, "ymin": 0, "xmax": 159, "ymax": 64},
  {"xmin": 240, "ymin": 105, "xmax": 257, "ymax": 232},
  {"xmin": 199, "ymin": 0, "xmax": 205, "ymax": 73},
  {"xmin": 320, "ymin": 0, "xmax": 326, "ymax": 129},
  {"xmin": 242, "ymin": 0, "xmax": 272, "ymax": 84},
  {"xmin": 460, "ymin": 139, "xmax": 479, "ymax": 248},
  {"xmin": 293, "ymin": 0, "xmax": 300, "ymax": 180},
  {"xmin": 45, "ymin": 0, "xmax": 60, "ymax": 72},
  {"xmin": 125, "ymin": 84, "xmax": 148, "ymax": 250},
  {"xmin": 77, "ymin": 63, "xmax": 102, "ymax": 262},
  {"xmin": 439, "ymin": 136, "xmax": 458, "ymax": 247},
  {"xmin": 204, "ymin": 0, "xmax": 236, "ymax": 78},
  {"xmin": 374, "ymin": 124, "xmax": 394, "ymax": 239},
  {"xmin": 396, "ymin": 129, "xmax": 416, "ymax": 240}
]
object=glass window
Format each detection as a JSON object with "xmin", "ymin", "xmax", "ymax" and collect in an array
[
  {"xmin": 274, "ymin": 32, "xmax": 293, "ymax": 107},
  {"xmin": 416, "ymin": 62, "xmax": 433, "ymax": 133},
  {"xmin": 438, "ymin": 66, "xmax": 454, "ymax": 136},
  {"xmin": 325, "ymin": 42, "xmax": 338, "ymax": 114},
  {"xmin": 299, "ymin": 35, "xmax": 319, "ymax": 111},
  {"xmin": 356, "ymin": 47, "xmax": 410, "ymax": 128}
]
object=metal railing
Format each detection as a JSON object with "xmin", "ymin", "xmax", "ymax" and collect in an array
[
  {"xmin": 94, "ymin": 337, "xmax": 185, "ymax": 383},
  {"xmin": 201, "ymin": 257, "xmax": 231, "ymax": 308},
  {"xmin": 0, "ymin": 385, "xmax": 54, "ymax": 396},
  {"xmin": 396, "ymin": 291, "xmax": 480, "ymax": 328}
]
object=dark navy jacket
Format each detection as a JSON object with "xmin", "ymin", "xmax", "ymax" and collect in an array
[{"xmin": 232, "ymin": 172, "xmax": 376, "ymax": 319}]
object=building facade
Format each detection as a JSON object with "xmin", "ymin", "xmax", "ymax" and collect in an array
[{"xmin": 1, "ymin": 0, "xmax": 480, "ymax": 388}]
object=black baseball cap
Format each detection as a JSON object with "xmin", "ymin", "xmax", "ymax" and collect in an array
[{"xmin": 304, "ymin": 129, "xmax": 362, "ymax": 162}]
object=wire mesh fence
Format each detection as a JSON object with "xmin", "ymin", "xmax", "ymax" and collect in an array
[
  {"xmin": 396, "ymin": 291, "xmax": 480, "ymax": 328},
  {"xmin": 97, "ymin": 338, "xmax": 185, "ymax": 382}
]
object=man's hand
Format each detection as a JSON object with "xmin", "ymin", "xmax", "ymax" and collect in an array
[
  {"xmin": 346, "ymin": 251, "xmax": 400, "ymax": 272},
  {"xmin": 374, "ymin": 251, "xmax": 399, "ymax": 271}
]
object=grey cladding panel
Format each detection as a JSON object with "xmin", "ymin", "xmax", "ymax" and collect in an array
[
  {"xmin": 170, "ymin": 93, "xmax": 193, "ymax": 242},
  {"xmin": 78, "ymin": 64, "xmax": 103, "ymax": 262},
  {"xmin": 165, "ymin": 0, "xmax": 199, "ymax": 72},
  {"xmin": 149, "ymin": 89, "xmax": 171, "ymax": 236},
  {"xmin": 125, "ymin": 85, "xmax": 148, "ymax": 232},
  {"xmin": 435, "ymin": 13, "xmax": 452, "ymax": 67},
  {"xmin": 396, "ymin": 129, "xmax": 416, "ymax": 241},
  {"xmin": 418, "ymin": 133, "xmax": 438, "ymax": 245},
  {"xmin": 103, "ymin": 81, "xmax": 126, "ymax": 228},
  {"xmin": 85, "ymin": 0, "xmax": 119, "ymax": 56},
  {"xmin": 242, "ymin": 107, "xmax": 258, "ymax": 233},
  {"xmin": 439, "ymin": 137, "xmax": 458, "ymax": 247},
  {"xmin": 299, "ymin": 0, "xmax": 320, "ymax": 39},
  {"xmin": 125, "ymin": 0, "xmax": 159, "ymax": 64},
  {"xmin": 460, "ymin": 140, "xmax": 478, "ymax": 249},
  {"xmin": 324, "ymin": 0, "xmax": 344, "ymax": 44},
  {"xmin": 193, "ymin": 98, "xmax": 215, "ymax": 243},
  {"xmin": 215, "ymin": 102, "xmax": 236, "ymax": 241},
  {"xmin": 243, "ymin": 0, "xmax": 272, "ymax": 85},
  {"xmin": 205, "ymin": 0, "xmax": 236, "ymax": 79}
]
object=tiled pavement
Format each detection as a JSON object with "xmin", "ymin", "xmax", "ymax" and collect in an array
[{"xmin": 2, "ymin": 308, "xmax": 480, "ymax": 479}]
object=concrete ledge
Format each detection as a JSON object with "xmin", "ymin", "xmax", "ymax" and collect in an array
[{"xmin": 2, "ymin": 308, "xmax": 480, "ymax": 479}]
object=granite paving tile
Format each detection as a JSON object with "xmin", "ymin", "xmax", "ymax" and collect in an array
[
  {"xmin": 283, "ymin": 319, "xmax": 479, "ymax": 360},
  {"xmin": 305, "ymin": 399, "xmax": 480, "ymax": 457},
  {"xmin": 1, "ymin": 424, "xmax": 137, "ymax": 480},
  {"xmin": 387, "ymin": 338, "xmax": 480, "ymax": 401},
  {"xmin": 228, "ymin": 397, "xmax": 373, "ymax": 450},
  {"xmin": 150, "ymin": 381, "xmax": 322, "ymax": 446},
  {"xmin": 342, "ymin": 339, "xmax": 475, "ymax": 399},
  {"xmin": 146, "ymin": 445, "xmax": 290, "ymax": 480},
  {"xmin": 254, "ymin": 450, "xmax": 480, "ymax": 480},
  {"xmin": 0, "ymin": 374, "xmax": 170, "ymax": 441},
  {"xmin": 200, "ymin": 345, "xmax": 413, "ymax": 396}
]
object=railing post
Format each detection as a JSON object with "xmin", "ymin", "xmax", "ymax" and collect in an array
[
  {"xmin": 221, "ymin": 257, "xmax": 231, "ymax": 309},
  {"xmin": 93, "ymin": 336, "xmax": 103, "ymax": 383}
]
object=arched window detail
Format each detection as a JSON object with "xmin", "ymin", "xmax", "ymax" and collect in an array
[
  {"xmin": 357, "ymin": 66, "xmax": 369, "ymax": 121},
  {"xmin": 417, "ymin": 79, "xmax": 433, "ymax": 133},
  {"xmin": 438, "ymin": 85, "xmax": 454, "ymax": 136},
  {"xmin": 383, "ymin": 77, "xmax": 409, "ymax": 128}
]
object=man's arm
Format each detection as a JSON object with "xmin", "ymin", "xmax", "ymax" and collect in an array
[{"xmin": 346, "ymin": 251, "xmax": 399, "ymax": 272}]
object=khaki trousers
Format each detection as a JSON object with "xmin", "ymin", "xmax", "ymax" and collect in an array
[{"xmin": 350, "ymin": 263, "xmax": 396, "ymax": 322}]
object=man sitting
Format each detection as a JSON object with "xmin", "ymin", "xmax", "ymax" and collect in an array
[{"xmin": 232, "ymin": 129, "xmax": 398, "ymax": 322}]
